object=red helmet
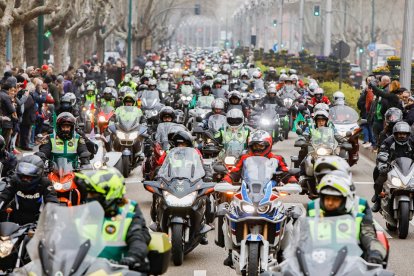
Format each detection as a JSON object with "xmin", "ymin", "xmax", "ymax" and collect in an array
[{"xmin": 248, "ymin": 130, "xmax": 272, "ymax": 156}]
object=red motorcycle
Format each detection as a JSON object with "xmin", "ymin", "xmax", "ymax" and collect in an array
[
  {"xmin": 142, "ymin": 138, "xmax": 167, "ymax": 181},
  {"xmin": 97, "ymin": 105, "xmax": 115, "ymax": 135}
]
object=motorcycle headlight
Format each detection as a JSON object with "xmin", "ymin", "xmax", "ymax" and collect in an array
[
  {"xmin": 241, "ymin": 203, "xmax": 255, "ymax": 213},
  {"xmin": 94, "ymin": 161, "xmax": 103, "ymax": 169},
  {"xmin": 128, "ymin": 132, "xmax": 138, "ymax": 140},
  {"xmin": 117, "ymin": 131, "xmax": 126, "ymax": 139},
  {"xmin": 99, "ymin": 116, "xmax": 106, "ymax": 122},
  {"xmin": 163, "ymin": 191, "xmax": 197, "ymax": 207},
  {"xmin": 257, "ymin": 204, "xmax": 270, "ymax": 214},
  {"xmin": 186, "ymin": 96, "xmax": 192, "ymax": 101},
  {"xmin": 0, "ymin": 239, "xmax": 14, "ymax": 258},
  {"xmin": 53, "ymin": 181, "xmax": 72, "ymax": 191},
  {"xmin": 86, "ymin": 110, "xmax": 91, "ymax": 115},
  {"xmin": 181, "ymin": 95, "xmax": 186, "ymax": 100},
  {"xmin": 391, "ymin": 177, "xmax": 404, "ymax": 187},
  {"xmin": 224, "ymin": 156, "xmax": 236, "ymax": 166},
  {"xmin": 261, "ymin": 118, "xmax": 271, "ymax": 126},
  {"xmin": 316, "ymin": 148, "xmax": 332, "ymax": 156}
]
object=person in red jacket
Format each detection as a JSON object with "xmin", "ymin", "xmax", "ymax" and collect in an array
[
  {"xmin": 223, "ymin": 130, "xmax": 296, "ymax": 184},
  {"xmin": 308, "ymin": 87, "xmax": 331, "ymax": 112}
]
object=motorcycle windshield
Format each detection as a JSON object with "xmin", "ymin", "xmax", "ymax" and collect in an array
[
  {"xmin": 55, "ymin": 157, "xmax": 74, "ymax": 178},
  {"xmin": 25, "ymin": 202, "xmax": 105, "ymax": 275},
  {"xmin": 197, "ymin": 96, "xmax": 214, "ymax": 109},
  {"xmin": 225, "ymin": 140, "xmax": 245, "ymax": 158},
  {"xmin": 181, "ymin": 85, "xmax": 193, "ymax": 96},
  {"xmin": 242, "ymin": 156, "xmax": 278, "ymax": 186},
  {"xmin": 263, "ymin": 104, "xmax": 278, "ymax": 117},
  {"xmin": 282, "ymin": 215, "xmax": 363, "ymax": 275},
  {"xmin": 0, "ymin": 222, "xmax": 20, "ymax": 236},
  {"xmin": 101, "ymin": 105, "xmax": 114, "ymax": 115},
  {"xmin": 158, "ymin": 147, "xmax": 205, "ymax": 182},
  {"xmin": 394, "ymin": 157, "xmax": 414, "ymax": 177},
  {"xmin": 208, "ymin": 114, "xmax": 227, "ymax": 132},
  {"xmin": 158, "ymin": 81, "xmax": 169, "ymax": 92},
  {"xmin": 155, "ymin": 122, "xmax": 186, "ymax": 144},
  {"xmin": 116, "ymin": 106, "xmax": 142, "ymax": 132},
  {"xmin": 141, "ymin": 91, "xmax": 160, "ymax": 110},
  {"xmin": 329, "ymin": 106, "xmax": 359, "ymax": 124},
  {"xmin": 311, "ymin": 127, "xmax": 337, "ymax": 149}
]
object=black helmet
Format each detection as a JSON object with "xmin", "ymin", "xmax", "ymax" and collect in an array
[
  {"xmin": 56, "ymin": 112, "xmax": 76, "ymax": 140},
  {"xmin": 15, "ymin": 155, "xmax": 44, "ymax": 191},
  {"xmin": 159, "ymin": 106, "xmax": 176, "ymax": 122},
  {"xmin": 169, "ymin": 130, "xmax": 194, "ymax": 148},
  {"xmin": 201, "ymin": 84, "xmax": 212, "ymax": 94},
  {"xmin": 384, "ymin": 107, "xmax": 402, "ymax": 130},
  {"xmin": 393, "ymin": 121, "xmax": 411, "ymax": 145}
]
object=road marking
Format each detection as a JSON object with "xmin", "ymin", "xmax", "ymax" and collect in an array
[
  {"xmin": 194, "ymin": 271, "xmax": 207, "ymax": 276},
  {"xmin": 354, "ymin": 181, "xmax": 374, "ymax": 185},
  {"xmin": 374, "ymin": 220, "xmax": 392, "ymax": 239}
]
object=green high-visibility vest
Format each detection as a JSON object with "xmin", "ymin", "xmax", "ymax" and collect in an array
[
  {"xmin": 85, "ymin": 94, "xmax": 97, "ymax": 105},
  {"xmin": 220, "ymin": 127, "xmax": 249, "ymax": 146},
  {"xmin": 50, "ymin": 133, "xmax": 79, "ymax": 166}
]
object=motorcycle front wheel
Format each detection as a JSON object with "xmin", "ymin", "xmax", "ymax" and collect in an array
[
  {"xmin": 243, "ymin": 242, "xmax": 260, "ymax": 276},
  {"xmin": 398, "ymin": 201, "xmax": 410, "ymax": 239},
  {"xmin": 121, "ymin": 155, "xmax": 130, "ymax": 178},
  {"xmin": 171, "ymin": 224, "xmax": 185, "ymax": 266}
]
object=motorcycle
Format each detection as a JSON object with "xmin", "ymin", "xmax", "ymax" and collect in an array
[
  {"xmin": 329, "ymin": 105, "xmax": 362, "ymax": 166},
  {"xmin": 207, "ymin": 114, "xmax": 227, "ymax": 134},
  {"xmin": 48, "ymin": 157, "xmax": 81, "ymax": 206},
  {"xmin": 215, "ymin": 156, "xmax": 301, "ymax": 276},
  {"xmin": 81, "ymin": 100, "xmax": 96, "ymax": 134},
  {"xmin": 256, "ymin": 104, "xmax": 284, "ymax": 143},
  {"xmin": 143, "ymin": 147, "xmax": 216, "ymax": 266},
  {"xmin": 0, "ymin": 222, "xmax": 36, "ymax": 273},
  {"xmin": 276, "ymin": 215, "xmax": 393, "ymax": 275},
  {"xmin": 176, "ymin": 85, "xmax": 194, "ymax": 121},
  {"xmin": 140, "ymin": 90, "xmax": 164, "ymax": 133},
  {"xmin": 109, "ymin": 106, "xmax": 147, "ymax": 177},
  {"xmin": 213, "ymin": 138, "xmax": 246, "ymax": 182},
  {"xmin": 97, "ymin": 105, "xmax": 115, "ymax": 135},
  {"xmin": 16, "ymin": 202, "xmax": 171, "ymax": 276},
  {"xmin": 187, "ymin": 96, "xmax": 213, "ymax": 131},
  {"xmin": 378, "ymin": 156, "xmax": 414, "ymax": 239}
]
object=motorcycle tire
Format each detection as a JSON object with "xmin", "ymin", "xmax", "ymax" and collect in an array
[
  {"xmin": 385, "ymin": 222, "xmax": 397, "ymax": 232},
  {"xmin": 215, "ymin": 216, "xmax": 225, "ymax": 248},
  {"xmin": 284, "ymin": 129, "xmax": 289, "ymax": 139},
  {"xmin": 244, "ymin": 242, "xmax": 260, "ymax": 276},
  {"xmin": 121, "ymin": 156, "xmax": 130, "ymax": 178},
  {"xmin": 171, "ymin": 224, "xmax": 185, "ymax": 266},
  {"xmin": 398, "ymin": 201, "xmax": 410, "ymax": 239}
]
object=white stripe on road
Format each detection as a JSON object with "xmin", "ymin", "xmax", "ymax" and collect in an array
[
  {"xmin": 374, "ymin": 220, "xmax": 393, "ymax": 239},
  {"xmin": 354, "ymin": 181, "xmax": 374, "ymax": 185}
]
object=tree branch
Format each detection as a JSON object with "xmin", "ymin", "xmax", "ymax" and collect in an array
[{"xmin": 0, "ymin": 0, "xmax": 14, "ymax": 28}]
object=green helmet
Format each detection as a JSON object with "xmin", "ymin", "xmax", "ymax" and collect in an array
[{"xmin": 76, "ymin": 168, "xmax": 125, "ymax": 215}]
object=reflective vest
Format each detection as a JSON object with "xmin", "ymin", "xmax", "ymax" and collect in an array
[
  {"xmin": 99, "ymin": 200, "xmax": 137, "ymax": 261},
  {"xmin": 307, "ymin": 197, "xmax": 367, "ymax": 240},
  {"xmin": 50, "ymin": 133, "xmax": 79, "ymax": 166},
  {"xmin": 85, "ymin": 94, "xmax": 97, "ymax": 105},
  {"xmin": 220, "ymin": 126, "xmax": 249, "ymax": 146},
  {"xmin": 101, "ymin": 99, "xmax": 115, "ymax": 108}
]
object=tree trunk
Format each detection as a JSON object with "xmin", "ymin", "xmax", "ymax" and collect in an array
[
  {"xmin": 11, "ymin": 24, "xmax": 25, "ymax": 68},
  {"xmin": 53, "ymin": 29, "xmax": 66, "ymax": 73},
  {"xmin": 24, "ymin": 22, "xmax": 38, "ymax": 67},
  {"xmin": 0, "ymin": 27, "xmax": 8, "ymax": 71},
  {"xmin": 96, "ymin": 32, "xmax": 105, "ymax": 64}
]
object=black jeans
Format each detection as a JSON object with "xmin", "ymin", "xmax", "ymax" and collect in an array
[
  {"xmin": 2, "ymin": 128, "xmax": 12, "ymax": 151},
  {"xmin": 19, "ymin": 124, "xmax": 32, "ymax": 148}
]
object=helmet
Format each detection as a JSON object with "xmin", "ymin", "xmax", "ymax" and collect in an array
[
  {"xmin": 308, "ymin": 82, "xmax": 319, "ymax": 95},
  {"xmin": 61, "ymin": 92, "xmax": 77, "ymax": 106},
  {"xmin": 148, "ymin": 78, "xmax": 157, "ymax": 88},
  {"xmin": 160, "ymin": 74, "xmax": 168, "ymax": 81},
  {"xmin": 56, "ymin": 112, "xmax": 76, "ymax": 140},
  {"xmin": 314, "ymin": 156, "xmax": 351, "ymax": 183},
  {"xmin": 384, "ymin": 107, "xmax": 403, "ymax": 129},
  {"xmin": 15, "ymin": 155, "xmax": 44, "ymax": 192},
  {"xmin": 183, "ymin": 76, "xmax": 192, "ymax": 85},
  {"xmin": 280, "ymin": 69, "xmax": 287, "ymax": 74},
  {"xmin": 314, "ymin": 110, "xmax": 329, "ymax": 126},
  {"xmin": 267, "ymin": 87, "xmax": 277, "ymax": 95},
  {"xmin": 106, "ymin": 79, "xmax": 116, "ymax": 88},
  {"xmin": 211, "ymin": 98, "xmax": 225, "ymax": 110},
  {"xmin": 288, "ymin": 69, "xmax": 297, "ymax": 75},
  {"xmin": 393, "ymin": 121, "xmax": 411, "ymax": 145},
  {"xmin": 159, "ymin": 106, "xmax": 176, "ymax": 122},
  {"xmin": 122, "ymin": 93, "xmax": 136, "ymax": 106},
  {"xmin": 248, "ymin": 130, "xmax": 272, "ymax": 155},
  {"xmin": 205, "ymin": 72, "xmax": 214, "ymax": 80},
  {"xmin": 240, "ymin": 69, "xmax": 249, "ymax": 79},
  {"xmin": 313, "ymin": 103, "xmax": 330, "ymax": 113},
  {"xmin": 228, "ymin": 91, "xmax": 242, "ymax": 103},
  {"xmin": 86, "ymin": 84, "xmax": 95, "ymax": 93},
  {"xmin": 290, "ymin": 74, "xmax": 299, "ymax": 82},
  {"xmin": 317, "ymin": 172, "xmax": 355, "ymax": 214},
  {"xmin": 252, "ymin": 71, "xmax": 261, "ymax": 79},
  {"xmin": 119, "ymin": 86, "xmax": 133, "ymax": 98},
  {"xmin": 124, "ymin": 73, "xmax": 132, "ymax": 83},
  {"xmin": 226, "ymin": 109, "xmax": 244, "ymax": 128},
  {"xmin": 102, "ymin": 87, "xmax": 113, "ymax": 100},
  {"xmin": 333, "ymin": 91, "xmax": 345, "ymax": 105},
  {"xmin": 279, "ymin": 74, "xmax": 288, "ymax": 82},
  {"xmin": 314, "ymin": 87, "xmax": 324, "ymax": 100},
  {"xmin": 75, "ymin": 167, "xmax": 125, "ymax": 217},
  {"xmin": 169, "ymin": 130, "xmax": 194, "ymax": 147}
]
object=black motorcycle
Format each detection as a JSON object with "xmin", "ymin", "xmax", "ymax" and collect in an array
[{"xmin": 143, "ymin": 147, "xmax": 215, "ymax": 266}]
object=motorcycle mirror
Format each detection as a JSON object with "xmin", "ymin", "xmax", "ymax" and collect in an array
[
  {"xmin": 214, "ymin": 182, "xmax": 239, "ymax": 193},
  {"xmin": 342, "ymin": 142, "xmax": 353, "ymax": 151},
  {"xmin": 288, "ymin": 168, "xmax": 300, "ymax": 176},
  {"xmin": 78, "ymin": 122, "xmax": 85, "ymax": 128},
  {"xmin": 359, "ymin": 119, "xmax": 367, "ymax": 125},
  {"xmin": 294, "ymin": 139, "xmax": 305, "ymax": 147},
  {"xmin": 213, "ymin": 163, "xmax": 227, "ymax": 174},
  {"xmin": 345, "ymin": 131, "xmax": 352, "ymax": 137},
  {"xmin": 192, "ymin": 126, "xmax": 204, "ymax": 135},
  {"xmin": 377, "ymin": 155, "xmax": 388, "ymax": 163},
  {"xmin": 196, "ymin": 116, "xmax": 203, "ymax": 122},
  {"xmin": 296, "ymin": 128, "xmax": 303, "ymax": 135},
  {"xmin": 274, "ymin": 183, "xmax": 302, "ymax": 195},
  {"xmin": 36, "ymin": 133, "xmax": 44, "ymax": 139}
]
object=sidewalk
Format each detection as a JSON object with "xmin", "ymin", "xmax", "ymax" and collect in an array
[{"xmin": 358, "ymin": 140, "xmax": 377, "ymax": 162}]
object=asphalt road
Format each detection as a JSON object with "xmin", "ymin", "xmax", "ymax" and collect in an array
[{"xmin": 124, "ymin": 133, "xmax": 412, "ymax": 276}]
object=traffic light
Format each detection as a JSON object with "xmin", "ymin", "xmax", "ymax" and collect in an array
[
  {"xmin": 273, "ymin": 20, "xmax": 277, "ymax": 27},
  {"xmin": 358, "ymin": 47, "xmax": 364, "ymax": 53},
  {"xmin": 195, "ymin": 4, "xmax": 200, "ymax": 15},
  {"xmin": 313, "ymin": 5, "xmax": 320, "ymax": 16}
]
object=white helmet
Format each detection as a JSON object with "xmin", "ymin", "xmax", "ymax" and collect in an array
[
  {"xmin": 226, "ymin": 109, "xmax": 244, "ymax": 129},
  {"xmin": 290, "ymin": 74, "xmax": 299, "ymax": 82},
  {"xmin": 228, "ymin": 91, "xmax": 242, "ymax": 103},
  {"xmin": 211, "ymin": 98, "xmax": 225, "ymax": 110},
  {"xmin": 61, "ymin": 92, "xmax": 77, "ymax": 106},
  {"xmin": 279, "ymin": 74, "xmax": 289, "ymax": 82},
  {"xmin": 308, "ymin": 82, "xmax": 319, "ymax": 95},
  {"xmin": 333, "ymin": 91, "xmax": 345, "ymax": 105},
  {"xmin": 313, "ymin": 103, "xmax": 330, "ymax": 113}
]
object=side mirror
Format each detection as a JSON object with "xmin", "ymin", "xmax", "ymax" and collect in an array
[
  {"xmin": 196, "ymin": 116, "xmax": 203, "ymax": 122},
  {"xmin": 213, "ymin": 163, "xmax": 227, "ymax": 174},
  {"xmin": 377, "ymin": 154, "xmax": 388, "ymax": 163},
  {"xmin": 342, "ymin": 142, "xmax": 353, "ymax": 151},
  {"xmin": 288, "ymin": 168, "xmax": 300, "ymax": 176},
  {"xmin": 295, "ymin": 128, "xmax": 303, "ymax": 136},
  {"xmin": 214, "ymin": 182, "xmax": 240, "ymax": 193},
  {"xmin": 294, "ymin": 139, "xmax": 305, "ymax": 147},
  {"xmin": 192, "ymin": 126, "xmax": 204, "ymax": 135},
  {"xmin": 274, "ymin": 183, "xmax": 302, "ymax": 195},
  {"xmin": 359, "ymin": 119, "xmax": 367, "ymax": 126},
  {"xmin": 345, "ymin": 131, "xmax": 352, "ymax": 138}
]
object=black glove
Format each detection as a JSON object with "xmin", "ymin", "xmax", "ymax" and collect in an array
[
  {"xmin": 367, "ymin": 250, "xmax": 383, "ymax": 264},
  {"xmin": 119, "ymin": 256, "xmax": 150, "ymax": 272}
]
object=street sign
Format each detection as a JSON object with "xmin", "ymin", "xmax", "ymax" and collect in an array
[
  {"xmin": 273, "ymin": 43, "xmax": 278, "ymax": 52},
  {"xmin": 332, "ymin": 40, "xmax": 350, "ymax": 59},
  {"xmin": 368, "ymin": 43, "xmax": 376, "ymax": 51},
  {"xmin": 369, "ymin": 51, "xmax": 376, "ymax": 58}
]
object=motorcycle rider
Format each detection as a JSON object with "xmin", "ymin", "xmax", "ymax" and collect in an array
[
  {"xmin": 195, "ymin": 83, "xmax": 215, "ymax": 108},
  {"xmin": 0, "ymin": 155, "xmax": 58, "ymax": 225},
  {"xmin": 257, "ymin": 87, "xmax": 284, "ymax": 108},
  {"xmin": 100, "ymin": 87, "xmax": 118, "ymax": 108},
  {"xmin": 118, "ymin": 73, "xmax": 137, "ymax": 92},
  {"xmin": 57, "ymin": 92, "xmax": 79, "ymax": 116},
  {"xmin": 201, "ymin": 98, "xmax": 226, "ymax": 130},
  {"xmin": 308, "ymin": 172, "xmax": 386, "ymax": 264},
  {"xmin": 83, "ymin": 82, "xmax": 99, "ymax": 105},
  {"xmin": 148, "ymin": 78, "xmax": 163, "ymax": 101},
  {"xmin": 332, "ymin": 91, "xmax": 346, "ymax": 106},
  {"xmin": 76, "ymin": 167, "xmax": 151, "ymax": 272},
  {"xmin": 39, "ymin": 112, "xmax": 91, "ymax": 167},
  {"xmin": 371, "ymin": 121, "xmax": 414, "ymax": 212},
  {"xmin": 377, "ymin": 107, "xmax": 402, "ymax": 146},
  {"xmin": 226, "ymin": 91, "xmax": 249, "ymax": 117},
  {"xmin": 0, "ymin": 135, "xmax": 17, "ymax": 177},
  {"xmin": 214, "ymin": 109, "xmax": 250, "ymax": 149},
  {"xmin": 212, "ymin": 77, "xmax": 227, "ymax": 99},
  {"xmin": 308, "ymin": 87, "xmax": 331, "ymax": 111}
]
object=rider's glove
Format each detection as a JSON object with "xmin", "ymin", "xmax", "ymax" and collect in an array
[
  {"xmin": 367, "ymin": 250, "xmax": 383, "ymax": 264},
  {"xmin": 377, "ymin": 162, "xmax": 388, "ymax": 174},
  {"xmin": 119, "ymin": 256, "xmax": 150, "ymax": 272}
]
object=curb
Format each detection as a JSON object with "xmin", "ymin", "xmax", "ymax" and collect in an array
[{"xmin": 358, "ymin": 140, "xmax": 377, "ymax": 162}]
